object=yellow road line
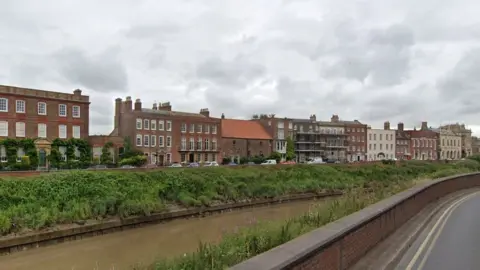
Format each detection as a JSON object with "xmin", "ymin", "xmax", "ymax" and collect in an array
[{"xmin": 405, "ymin": 191, "xmax": 480, "ymax": 270}]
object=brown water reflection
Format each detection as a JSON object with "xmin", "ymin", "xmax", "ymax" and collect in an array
[{"xmin": 0, "ymin": 198, "xmax": 329, "ymax": 270}]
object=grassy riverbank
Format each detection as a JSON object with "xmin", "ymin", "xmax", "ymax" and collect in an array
[
  {"xmin": 147, "ymin": 159, "xmax": 480, "ymax": 269},
  {"xmin": 0, "ymin": 160, "xmax": 479, "ymax": 235}
]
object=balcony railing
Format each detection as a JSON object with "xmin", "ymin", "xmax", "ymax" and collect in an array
[{"xmin": 177, "ymin": 146, "xmax": 220, "ymax": 152}]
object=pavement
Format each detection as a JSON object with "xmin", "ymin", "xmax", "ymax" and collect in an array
[{"xmin": 395, "ymin": 190, "xmax": 480, "ymax": 270}]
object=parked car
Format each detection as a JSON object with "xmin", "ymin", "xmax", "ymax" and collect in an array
[
  {"xmin": 120, "ymin": 165, "xmax": 135, "ymax": 169},
  {"xmin": 204, "ymin": 161, "xmax": 219, "ymax": 167},
  {"xmin": 307, "ymin": 158, "xmax": 325, "ymax": 164},
  {"xmin": 261, "ymin": 159, "xmax": 277, "ymax": 165},
  {"xmin": 87, "ymin": 165, "xmax": 108, "ymax": 170},
  {"xmin": 188, "ymin": 162, "xmax": 200, "ymax": 168},
  {"xmin": 169, "ymin": 163, "xmax": 183, "ymax": 168}
]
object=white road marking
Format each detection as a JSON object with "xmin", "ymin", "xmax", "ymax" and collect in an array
[{"xmin": 405, "ymin": 191, "xmax": 480, "ymax": 270}]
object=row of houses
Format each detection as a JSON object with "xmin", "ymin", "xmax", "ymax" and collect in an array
[{"xmin": 0, "ymin": 84, "xmax": 477, "ymax": 166}]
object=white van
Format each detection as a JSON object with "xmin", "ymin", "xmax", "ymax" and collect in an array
[
  {"xmin": 307, "ymin": 158, "xmax": 325, "ymax": 164},
  {"xmin": 261, "ymin": 159, "xmax": 277, "ymax": 165}
]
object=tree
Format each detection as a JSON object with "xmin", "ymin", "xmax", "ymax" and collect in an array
[
  {"xmin": 100, "ymin": 142, "xmax": 114, "ymax": 165},
  {"xmin": 286, "ymin": 136, "xmax": 295, "ymax": 161}
]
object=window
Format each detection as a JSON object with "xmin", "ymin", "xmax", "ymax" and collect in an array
[
  {"xmin": 0, "ymin": 146, "xmax": 6, "ymax": 162},
  {"xmin": 17, "ymin": 148, "xmax": 25, "ymax": 162},
  {"xmin": 212, "ymin": 125, "xmax": 217, "ymax": 134},
  {"xmin": 151, "ymin": 120, "xmax": 157, "ymax": 130},
  {"xmin": 38, "ymin": 102, "xmax": 47, "ymax": 115},
  {"xmin": 136, "ymin": 118, "xmax": 142, "ymax": 129},
  {"xmin": 144, "ymin": 119, "xmax": 150, "ymax": 130},
  {"xmin": 159, "ymin": 136, "xmax": 164, "ymax": 147},
  {"xmin": 181, "ymin": 137, "xmax": 186, "ymax": 150},
  {"xmin": 144, "ymin": 135, "xmax": 150, "ymax": 146},
  {"xmin": 0, "ymin": 98, "xmax": 7, "ymax": 112},
  {"xmin": 59, "ymin": 146, "xmax": 67, "ymax": 161},
  {"xmin": 59, "ymin": 104, "xmax": 67, "ymax": 117},
  {"xmin": 197, "ymin": 137, "xmax": 203, "ymax": 150},
  {"xmin": 136, "ymin": 134, "xmax": 142, "ymax": 146},
  {"xmin": 181, "ymin": 123, "xmax": 187, "ymax": 133},
  {"xmin": 38, "ymin": 123, "xmax": 47, "ymax": 138},
  {"xmin": 189, "ymin": 138, "xmax": 195, "ymax": 150},
  {"xmin": 166, "ymin": 121, "xmax": 172, "ymax": 131},
  {"xmin": 181, "ymin": 153, "xmax": 186, "ymax": 162},
  {"xmin": 16, "ymin": 122, "xmax": 25, "ymax": 137},
  {"xmin": 166, "ymin": 153, "xmax": 171, "ymax": 164},
  {"xmin": 59, "ymin": 125, "xmax": 67, "ymax": 139},
  {"xmin": 16, "ymin": 100, "xmax": 25, "ymax": 113},
  {"xmin": 212, "ymin": 138, "xmax": 217, "ymax": 150},
  {"xmin": 0, "ymin": 121, "xmax": 7, "ymax": 136},
  {"xmin": 204, "ymin": 124, "xmax": 210, "ymax": 133},
  {"xmin": 158, "ymin": 120, "xmax": 165, "ymax": 130},
  {"xmin": 197, "ymin": 124, "xmax": 202, "ymax": 133},
  {"xmin": 204, "ymin": 138, "xmax": 210, "ymax": 150},
  {"xmin": 151, "ymin": 135, "xmax": 156, "ymax": 147},
  {"xmin": 72, "ymin": 106, "xmax": 80, "ymax": 118},
  {"xmin": 189, "ymin": 124, "xmax": 195, "ymax": 133},
  {"xmin": 73, "ymin": 126, "xmax": 80, "ymax": 139},
  {"xmin": 166, "ymin": 136, "xmax": 172, "ymax": 147}
]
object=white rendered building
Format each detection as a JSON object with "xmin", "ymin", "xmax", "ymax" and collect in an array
[{"xmin": 367, "ymin": 122, "xmax": 396, "ymax": 161}]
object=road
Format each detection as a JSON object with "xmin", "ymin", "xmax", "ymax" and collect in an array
[{"xmin": 395, "ymin": 191, "xmax": 480, "ymax": 270}]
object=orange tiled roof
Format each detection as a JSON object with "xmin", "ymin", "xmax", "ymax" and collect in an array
[{"xmin": 221, "ymin": 119, "xmax": 273, "ymax": 140}]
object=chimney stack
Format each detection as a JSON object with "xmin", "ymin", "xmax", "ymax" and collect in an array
[
  {"xmin": 158, "ymin": 102, "xmax": 172, "ymax": 111},
  {"xmin": 221, "ymin": 113, "xmax": 225, "ymax": 119},
  {"xmin": 421, "ymin": 121, "xmax": 428, "ymax": 131},
  {"xmin": 114, "ymin": 98, "xmax": 122, "ymax": 129},
  {"xmin": 398, "ymin": 122, "xmax": 404, "ymax": 131},
  {"xmin": 134, "ymin": 98, "xmax": 142, "ymax": 111},
  {"xmin": 200, "ymin": 108, "xmax": 210, "ymax": 117},
  {"xmin": 331, "ymin": 114, "xmax": 339, "ymax": 122},
  {"xmin": 125, "ymin": 96, "xmax": 133, "ymax": 112},
  {"xmin": 152, "ymin": 102, "xmax": 158, "ymax": 110},
  {"xmin": 310, "ymin": 114, "xmax": 316, "ymax": 122},
  {"xmin": 384, "ymin": 121, "xmax": 390, "ymax": 130},
  {"xmin": 73, "ymin": 89, "xmax": 82, "ymax": 96}
]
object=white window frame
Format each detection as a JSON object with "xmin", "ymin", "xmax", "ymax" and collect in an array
[
  {"xmin": 212, "ymin": 125, "xmax": 217, "ymax": 134},
  {"xmin": 136, "ymin": 134, "xmax": 142, "ymax": 146},
  {"xmin": 205, "ymin": 124, "xmax": 210, "ymax": 134},
  {"xmin": 16, "ymin": 122, "xmax": 25, "ymax": 138},
  {"xmin": 151, "ymin": 135, "xmax": 156, "ymax": 147},
  {"xmin": 159, "ymin": 135, "xmax": 164, "ymax": 147},
  {"xmin": 59, "ymin": 104, "xmax": 67, "ymax": 117},
  {"xmin": 16, "ymin": 100, "xmax": 25, "ymax": 113},
  {"xmin": 158, "ymin": 120, "xmax": 164, "ymax": 130},
  {"xmin": 59, "ymin": 124, "xmax": 67, "ymax": 139},
  {"xmin": 0, "ymin": 145, "xmax": 7, "ymax": 162},
  {"xmin": 0, "ymin": 98, "xmax": 7, "ymax": 112},
  {"xmin": 166, "ymin": 136, "xmax": 172, "ymax": 147},
  {"xmin": 72, "ymin": 105, "xmax": 80, "ymax": 118},
  {"xmin": 38, "ymin": 123, "xmax": 47, "ymax": 138},
  {"xmin": 0, "ymin": 121, "xmax": 7, "ymax": 136},
  {"xmin": 136, "ymin": 118, "xmax": 142, "ymax": 129},
  {"xmin": 151, "ymin": 120, "xmax": 157, "ymax": 130},
  {"xmin": 144, "ymin": 119, "xmax": 150, "ymax": 130},
  {"xmin": 144, "ymin": 135, "xmax": 150, "ymax": 146},
  {"xmin": 197, "ymin": 124, "xmax": 202, "ymax": 133},
  {"xmin": 166, "ymin": 121, "xmax": 172, "ymax": 131},
  {"xmin": 181, "ymin": 123, "xmax": 186, "ymax": 133},
  {"xmin": 38, "ymin": 102, "xmax": 47, "ymax": 115},
  {"xmin": 73, "ymin": 125, "xmax": 81, "ymax": 139}
]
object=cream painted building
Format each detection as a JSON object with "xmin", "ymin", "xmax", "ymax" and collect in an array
[
  {"xmin": 435, "ymin": 128, "xmax": 462, "ymax": 160},
  {"xmin": 440, "ymin": 124, "xmax": 473, "ymax": 157},
  {"xmin": 367, "ymin": 122, "xmax": 396, "ymax": 161}
]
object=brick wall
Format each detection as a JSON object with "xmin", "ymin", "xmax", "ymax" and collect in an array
[{"xmin": 231, "ymin": 173, "xmax": 480, "ymax": 270}]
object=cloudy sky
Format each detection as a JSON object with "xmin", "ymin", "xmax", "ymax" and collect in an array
[{"xmin": 2, "ymin": 0, "xmax": 480, "ymax": 135}]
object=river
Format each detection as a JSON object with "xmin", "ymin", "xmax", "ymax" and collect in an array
[{"xmin": 0, "ymin": 198, "xmax": 330, "ymax": 270}]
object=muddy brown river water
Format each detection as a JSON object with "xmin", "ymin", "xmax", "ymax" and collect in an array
[{"xmin": 0, "ymin": 199, "xmax": 329, "ymax": 270}]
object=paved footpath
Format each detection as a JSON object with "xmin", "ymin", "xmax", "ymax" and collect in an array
[{"xmin": 395, "ymin": 191, "xmax": 480, "ymax": 270}]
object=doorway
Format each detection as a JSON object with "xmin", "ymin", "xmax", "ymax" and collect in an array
[
  {"xmin": 158, "ymin": 155, "xmax": 164, "ymax": 166},
  {"xmin": 189, "ymin": 153, "xmax": 194, "ymax": 163},
  {"xmin": 39, "ymin": 149, "xmax": 47, "ymax": 167}
]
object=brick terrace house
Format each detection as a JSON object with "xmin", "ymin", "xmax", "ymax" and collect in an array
[
  {"xmin": 252, "ymin": 114, "xmax": 294, "ymax": 161},
  {"xmin": 395, "ymin": 122, "xmax": 411, "ymax": 160},
  {"xmin": 331, "ymin": 115, "xmax": 367, "ymax": 162},
  {"xmin": 0, "ymin": 85, "xmax": 90, "ymax": 166},
  {"xmin": 221, "ymin": 115, "xmax": 273, "ymax": 163},
  {"xmin": 407, "ymin": 122, "xmax": 438, "ymax": 160},
  {"xmin": 111, "ymin": 97, "xmax": 221, "ymax": 165}
]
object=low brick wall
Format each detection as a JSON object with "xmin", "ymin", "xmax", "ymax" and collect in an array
[
  {"xmin": 231, "ymin": 172, "xmax": 480, "ymax": 270},
  {"xmin": 0, "ymin": 191, "xmax": 342, "ymax": 255}
]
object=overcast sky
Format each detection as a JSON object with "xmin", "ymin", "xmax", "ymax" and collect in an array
[{"xmin": 2, "ymin": 0, "xmax": 480, "ymax": 135}]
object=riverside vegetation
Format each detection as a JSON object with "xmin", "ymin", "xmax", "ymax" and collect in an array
[
  {"xmin": 145, "ymin": 159, "xmax": 480, "ymax": 270},
  {"xmin": 0, "ymin": 159, "xmax": 479, "ymax": 240}
]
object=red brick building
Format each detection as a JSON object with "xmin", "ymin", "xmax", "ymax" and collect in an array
[
  {"xmin": 407, "ymin": 122, "xmax": 438, "ymax": 160},
  {"xmin": 221, "ymin": 116, "xmax": 273, "ymax": 163},
  {"xmin": 0, "ymin": 84, "xmax": 90, "ymax": 166},
  {"xmin": 395, "ymin": 122, "xmax": 411, "ymax": 160},
  {"xmin": 111, "ymin": 97, "xmax": 221, "ymax": 165},
  {"xmin": 252, "ymin": 114, "xmax": 294, "ymax": 161},
  {"xmin": 331, "ymin": 115, "xmax": 367, "ymax": 162}
]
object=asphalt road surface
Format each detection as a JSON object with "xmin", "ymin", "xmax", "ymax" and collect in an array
[{"xmin": 395, "ymin": 191, "xmax": 480, "ymax": 270}]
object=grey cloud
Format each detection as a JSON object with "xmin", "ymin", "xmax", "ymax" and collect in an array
[
  {"xmin": 125, "ymin": 23, "xmax": 183, "ymax": 40},
  {"xmin": 52, "ymin": 47, "xmax": 128, "ymax": 93}
]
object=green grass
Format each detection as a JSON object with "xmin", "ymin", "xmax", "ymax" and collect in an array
[{"xmin": 0, "ymin": 160, "xmax": 478, "ymax": 236}]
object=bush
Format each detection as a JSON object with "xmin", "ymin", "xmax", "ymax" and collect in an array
[{"xmin": 119, "ymin": 155, "xmax": 147, "ymax": 167}]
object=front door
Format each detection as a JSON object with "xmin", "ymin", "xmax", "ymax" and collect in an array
[
  {"xmin": 159, "ymin": 155, "xmax": 164, "ymax": 166},
  {"xmin": 39, "ymin": 149, "xmax": 47, "ymax": 167},
  {"xmin": 189, "ymin": 153, "xmax": 194, "ymax": 163}
]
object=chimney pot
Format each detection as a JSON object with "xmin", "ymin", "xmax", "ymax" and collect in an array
[
  {"xmin": 134, "ymin": 98, "xmax": 142, "ymax": 111},
  {"xmin": 73, "ymin": 89, "xmax": 82, "ymax": 96},
  {"xmin": 221, "ymin": 113, "xmax": 225, "ymax": 119},
  {"xmin": 384, "ymin": 121, "xmax": 390, "ymax": 130}
]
